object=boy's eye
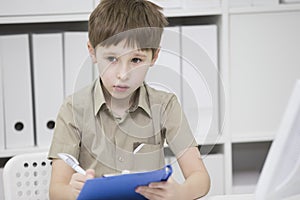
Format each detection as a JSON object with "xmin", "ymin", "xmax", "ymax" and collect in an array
[
  {"xmin": 131, "ymin": 58, "xmax": 142, "ymax": 64},
  {"xmin": 107, "ymin": 56, "xmax": 117, "ymax": 62}
]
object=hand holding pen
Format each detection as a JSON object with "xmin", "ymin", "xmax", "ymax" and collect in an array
[
  {"xmin": 58, "ymin": 153, "xmax": 87, "ymax": 175},
  {"xmin": 58, "ymin": 153, "xmax": 95, "ymax": 199}
]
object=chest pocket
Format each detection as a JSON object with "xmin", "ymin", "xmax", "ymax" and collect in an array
[{"xmin": 133, "ymin": 143, "xmax": 165, "ymax": 171}]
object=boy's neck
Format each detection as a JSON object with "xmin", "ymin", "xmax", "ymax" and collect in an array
[
  {"xmin": 101, "ymin": 82, "xmax": 138, "ymax": 118},
  {"xmin": 108, "ymin": 96, "xmax": 131, "ymax": 117}
]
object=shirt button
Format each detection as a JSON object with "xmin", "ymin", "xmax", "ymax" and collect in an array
[{"xmin": 118, "ymin": 156, "xmax": 124, "ymax": 162}]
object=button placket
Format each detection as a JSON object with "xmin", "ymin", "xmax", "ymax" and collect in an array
[
  {"xmin": 118, "ymin": 156, "xmax": 124, "ymax": 162},
  {"xmin": 115, "ymin": 147, "xmax": 134, "ymax": 171}
]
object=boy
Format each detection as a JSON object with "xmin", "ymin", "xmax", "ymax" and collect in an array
[{"xmin": 48, "ymin": 0, "xmax": 210, "ymax": 199}]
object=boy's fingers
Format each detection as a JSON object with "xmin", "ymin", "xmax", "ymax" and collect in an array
[
  {"xmin": 149, "ymin": 177, "xmax": 173, "ymax": 188},
  {"xmin": 86, "ymin": 169, "xmax": 95, "ymax": 179},
  {"xmin": 149, "ymin": 181, "xmax": 167, "ymax": 188}
]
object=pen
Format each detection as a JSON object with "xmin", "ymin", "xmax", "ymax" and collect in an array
[
  {"xmin": 57, "ymin": 153, "xmax": 86, "ymax": 175},
  {"xmin": 133, "ymin": 143, "xmax": 145, "ymax": 154}
]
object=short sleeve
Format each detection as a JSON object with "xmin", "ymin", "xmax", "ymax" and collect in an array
[
  {"xmin": 163, "ymin": 95, "xmax": 198, "ymax": 157},
  {"xmin": 48, "ymin": 97, "xmax": 81, "ymax": 160}
]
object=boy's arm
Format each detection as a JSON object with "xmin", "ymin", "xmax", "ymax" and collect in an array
[
  {"xmin": 178, "ymin": 146, "xmax": 211, "ymax": 199},
  {"xmin": 49, "ymin": 159, "xmax": 94, "ymax": 200},
  {"xmin": 49, "ymin": 159, "xmax": 76, "ymax": 200}
]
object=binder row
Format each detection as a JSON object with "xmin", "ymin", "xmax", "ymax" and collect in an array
[
  {"xmin": 0, "ymin": 32, "xmax": 94, "ymax": 150},
  {"xmin": 0, "ymin": 25, "xmax": 218, "ymax": 151},
  {"xmin": 146, "ymin": 25, "xmax": 219, "ymax": 143}
]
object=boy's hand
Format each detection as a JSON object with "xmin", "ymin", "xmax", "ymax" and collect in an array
[
  {"xmin": 69, "ymin": 169, "xmax": 95, "ymax": 199},
  {"xmin": 135, "ymin": 177, "xmax": 185, "ymax": 200}
]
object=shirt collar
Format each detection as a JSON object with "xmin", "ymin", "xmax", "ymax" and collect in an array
[
  {"xmin": 93, "ymin": 79, "xmax": 152, "ymax": 117},
  {"xmin": 94, "ymin": 78, "xmax": 106, "ymax": 116},
  {"xmin": 135, "ymin": 83, "xmax": 152, "ymax": 118}
]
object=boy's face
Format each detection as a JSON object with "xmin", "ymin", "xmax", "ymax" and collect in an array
[{"xmin": 94, "ymin": 40, "xmax": 158, "ymax": 101}]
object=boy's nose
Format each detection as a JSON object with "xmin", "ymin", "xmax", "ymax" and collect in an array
[{"xmin": 117, "ymin": 63, "xmax": 129, "ymax": 80}]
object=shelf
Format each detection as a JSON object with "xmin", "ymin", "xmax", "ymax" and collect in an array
[
  {"xmin": 231, "ymin": 132, "xmax": 275, "ymax": 143},
  {"xmin": 1, "ymin": 3, "xmax": 299, "ymax": 22},
  {"xmin": 229, "ymin": 3, "xmax": 300, "ymax": 14},
  {"xmin": 0, "ymin": 147, "xmax": 49, "ymax": 158},
  {"xmin": 197, "ymin": 135, "xmax": 226, "ymax": 145},
  {"xmin": 0, "ymin": 13, "xmax": 90, "ymax": 24},
  {"xmin": 163, "ymin": 136, "xmax": 225, "ymax": 149},
  {"xmin": 199, "ymin": 144, "xmax": 224, "ymax": 157},
  {"xmin": 0, "ymin": 8, "xmax": 223, "ymax": 25},
  {"xmin": 164, "ymin": 8, "xmax": 222, "ymax": 17}
]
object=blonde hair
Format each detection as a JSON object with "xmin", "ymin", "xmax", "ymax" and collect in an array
[{"xmin": 88, "ymin": 0, "xmax": 168, "ymax": 55}]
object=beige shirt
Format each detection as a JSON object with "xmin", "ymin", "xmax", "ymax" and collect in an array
[{"xmin": 48, "ymin": 78, "xmax": 197, "ymax": 177}]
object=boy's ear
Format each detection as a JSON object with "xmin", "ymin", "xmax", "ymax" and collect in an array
[
  {"xmin": 87, "ymin": 41, "xmax": 97, "ymax": 63},
  {"xmin": 150, "ymin": 48, "xmax": 160, "ymax": 66}
]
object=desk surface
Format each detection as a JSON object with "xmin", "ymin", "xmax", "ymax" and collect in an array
[
  {"xmin": 204, "ymin": 194, "xmax": 300, "ymax": 200},
  {"xmin": 204, "ymin": 194, "xmax": 255, "ymax": 200}
]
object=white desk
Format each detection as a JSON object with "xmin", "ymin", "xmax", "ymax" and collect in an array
[
  {"xmin": 204, "ymin": 194, "xmax": 300, "ymax": 200},
  {"xmin": 204, "ymin": 194, "xmax": 254, "ymax": 200}
]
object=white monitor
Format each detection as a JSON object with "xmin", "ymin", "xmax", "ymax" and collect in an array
[{"xmin": 255, "ymin": 80, "xmax": 300, "ymax": 200}]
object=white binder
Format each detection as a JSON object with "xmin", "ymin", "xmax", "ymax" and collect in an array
[
  {"xmin": 181, "ymin": 25, "xmax": 219, "ymax": 143},
  {"xmin": 32, "ymin": 33, "xmax": 64, "ymax": 148},
  {"xmin": 145, "ymin": 27, "xmax": 182, "ymax": 102},
  {"xmin": 0, "ymin": 58, "xmax": 5, "ymax": 150},
  {"xmin": 203, "ymin": 153, "xmax": 225, "ymax": 196},
  {"xmin": 0, "ymin": 34, "xmax": 34, "ymax": 149},
  {"xmin": 64, "ymin": 32, "xmax": 93, "ymax": 97}
]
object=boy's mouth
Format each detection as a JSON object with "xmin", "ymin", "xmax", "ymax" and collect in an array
[{"xmin": 113, "ymin": 85, "xmax": 129, "ymax": 92}]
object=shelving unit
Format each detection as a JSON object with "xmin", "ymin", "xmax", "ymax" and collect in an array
[{"xmin": 1, "ymin": 0, "xmax": 300, "ymax": 199}]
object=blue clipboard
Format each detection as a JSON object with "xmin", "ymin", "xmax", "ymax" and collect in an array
[{"xmin": 77, "ymin": 165, "xmax": 173, "ymax": 200}]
